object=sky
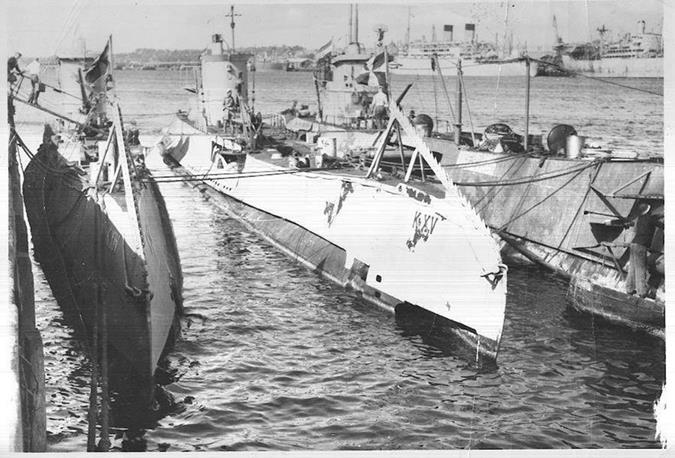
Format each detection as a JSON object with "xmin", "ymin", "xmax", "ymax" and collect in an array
[{"xmin": 1, "ymin": 0, "xmax": 667, "ymax": 57}]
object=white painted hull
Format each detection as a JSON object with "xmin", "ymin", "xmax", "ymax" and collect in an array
[
  {"xmin": 150, "ymin": 129, "xmax": 507, "ymax": 359},
  {"xmin": 391, "ymin": 56, "xmax": 535, "ymax": 77},
  {"xmin": 561, "ymin": 56, "xmax": 663, "ymax": 78}
]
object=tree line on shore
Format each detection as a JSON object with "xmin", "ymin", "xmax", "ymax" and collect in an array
[{"xmin": 115, "ymin": 45, "xmax": 313, "ymax": 65}]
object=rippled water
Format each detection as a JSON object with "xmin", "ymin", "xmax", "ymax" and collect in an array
[{"xmin": 25, "ymin": 69, "xmax": 665, "ymax": 451}]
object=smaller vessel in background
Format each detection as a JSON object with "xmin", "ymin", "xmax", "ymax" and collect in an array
[{"xmin": 255, "ymin": 59, "xmax": 285, "ymax": 72}]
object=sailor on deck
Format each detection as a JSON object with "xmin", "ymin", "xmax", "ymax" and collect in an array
[
  {"xmin": 371, "ymin": 85, "xmax": 388, "ymax": 129},
  {"xmin": 413, "ymin": 113, "xmax": 433, "ymax": 138},
  {"xmin": 7, "ymin": 52, "xmax": 22, "ymax": 85},
  {"xmin": 626, "ymin": 202, "xmax": 664, "ymax": 298},
  {"xmin": 223, "ymin": 89, "xmax": 237, "ymax": 133},
  {"xmin": 26, "ymin": 58, "xmax": 41, "ymax": 105}
]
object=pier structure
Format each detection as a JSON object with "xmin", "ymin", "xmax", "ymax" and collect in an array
[{"xmin": 5, "ymin": 96, "xmax": 47, "ymax": 452}]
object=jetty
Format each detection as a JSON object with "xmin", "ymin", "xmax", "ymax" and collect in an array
[{"xmin": 5, "ymin": 96, "xmax": 47, "ymax": 452}]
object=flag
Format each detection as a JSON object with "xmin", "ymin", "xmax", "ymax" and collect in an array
[
  {"xmin": 366, "ymin": 49, "xmax": 394, "ymax": 71},
  {"xmin": 84, "ymin": 38, "xmax": 111, "ymax": 85},
  {"xmin": 355, "ymin": 71, "xmax": 386, "ymax": 87},
  {"xmin": 315, "ymin": 38, "xmax": 333, "ymax": 61}
]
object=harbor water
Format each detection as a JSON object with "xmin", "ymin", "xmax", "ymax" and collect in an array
[{"xmin": 20, "ymin": 70, "xmax": 664, "ymax": 451}]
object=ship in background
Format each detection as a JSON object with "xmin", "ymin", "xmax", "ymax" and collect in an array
[
  {"xmin": 391, "ymin": 23, "xmax": 534, "ymax": 77},
  {"xmin": 538, "ymin": 19, "xmax": 663, "ymax": 78}
]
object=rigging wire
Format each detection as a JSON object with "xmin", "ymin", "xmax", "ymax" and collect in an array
[
  {"xmin": 433, "ymin": 56, "xmax": 456, "ymax": 126},
  {"xmin": 528, "ymin": 57, "xmax": 663, "ymax": 97},
  {"xmin": 454, "ymin": 159, "xmax": 599, "ymax": 187},
  {"xmin": 458, "ymin": 71, "xmax": 477, "ymax": 146},
  {"xmin": 146, "ymin": 147, "xmax": 598, "ymax": 191},
  {"xmin": 496, "ymin": 164, "xmax": 591, "ymax": 232},
  {"xmin": 53, "ymin": 0, "xmax": 86, "ymax": 56},
  {"xmin": 492, "ymin": 1, "xmax": 511, "ymax": 119}
]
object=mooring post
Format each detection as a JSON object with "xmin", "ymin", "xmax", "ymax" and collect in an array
[{"xmin": 8, "ymin": 108, "xmax": 47, "ymax": 452}]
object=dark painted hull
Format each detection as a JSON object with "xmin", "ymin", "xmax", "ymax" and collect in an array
[{"xmin": 23, "ymin": 145, "xmax": 183, "ymax": 402}]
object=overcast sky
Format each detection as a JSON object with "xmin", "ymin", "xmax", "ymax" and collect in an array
[{"xmin": 2, "ymin": 0, "xmax": 667, "ymax": 57}]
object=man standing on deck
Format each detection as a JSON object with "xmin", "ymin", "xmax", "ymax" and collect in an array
[
  {"xmin": 625, "ymin": 202, "xmax": 664, "ymax": 298},
  {"xmin": 7, "ymin": 52, "xmax": 22, "ymax": 85},
  {"xmin": 26, "ymin": 58, "xmax": 41, "ymax": 105},
  {"xmin": 223, "ymin": 89, "xmax": 237, "ymax": 133},
  {"xmin": 371, "ymin": 85, "xmax": 388, "ymax": 129}
]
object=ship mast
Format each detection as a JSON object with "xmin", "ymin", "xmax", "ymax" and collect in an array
[
  {"xmin": 226, "ymin": 5, "xmax": 241, "ymax": 52},
  {"xmin": 348, "ymin": 5, "xmax": 353, "ymax": 43},
  {"xmin": 406, "ymin": 6, "xmax": 411, "ymax": 51},
  {"xmin": 354, "ymin": 4, "xmax": 359, "ymax": 44},
  {"xmin": 597, "ymin": 24, "xmax": 608, "ymax": 56}
]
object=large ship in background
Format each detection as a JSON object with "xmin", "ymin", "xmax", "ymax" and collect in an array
[
  {"xmin": 539, "ymin": 20, "xmax": 663, "ymax": 78},
  {"xmin": 391, "ymin": 23, "xmax": 534, "ymax": 77}
]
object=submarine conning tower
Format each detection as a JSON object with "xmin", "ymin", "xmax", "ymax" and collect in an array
[{"xmin": 199, "ymin": 33, "xmax": 252, "ymax": 127}]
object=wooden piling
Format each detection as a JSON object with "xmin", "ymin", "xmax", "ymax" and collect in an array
[{"xmin": 7, "ymin": 97, "xmax": 47, "ymax": 452}]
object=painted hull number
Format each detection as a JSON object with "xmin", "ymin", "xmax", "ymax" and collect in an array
[{"xmin": 406, "ymin": 210, "xmax": 445, "ymax": 250}]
